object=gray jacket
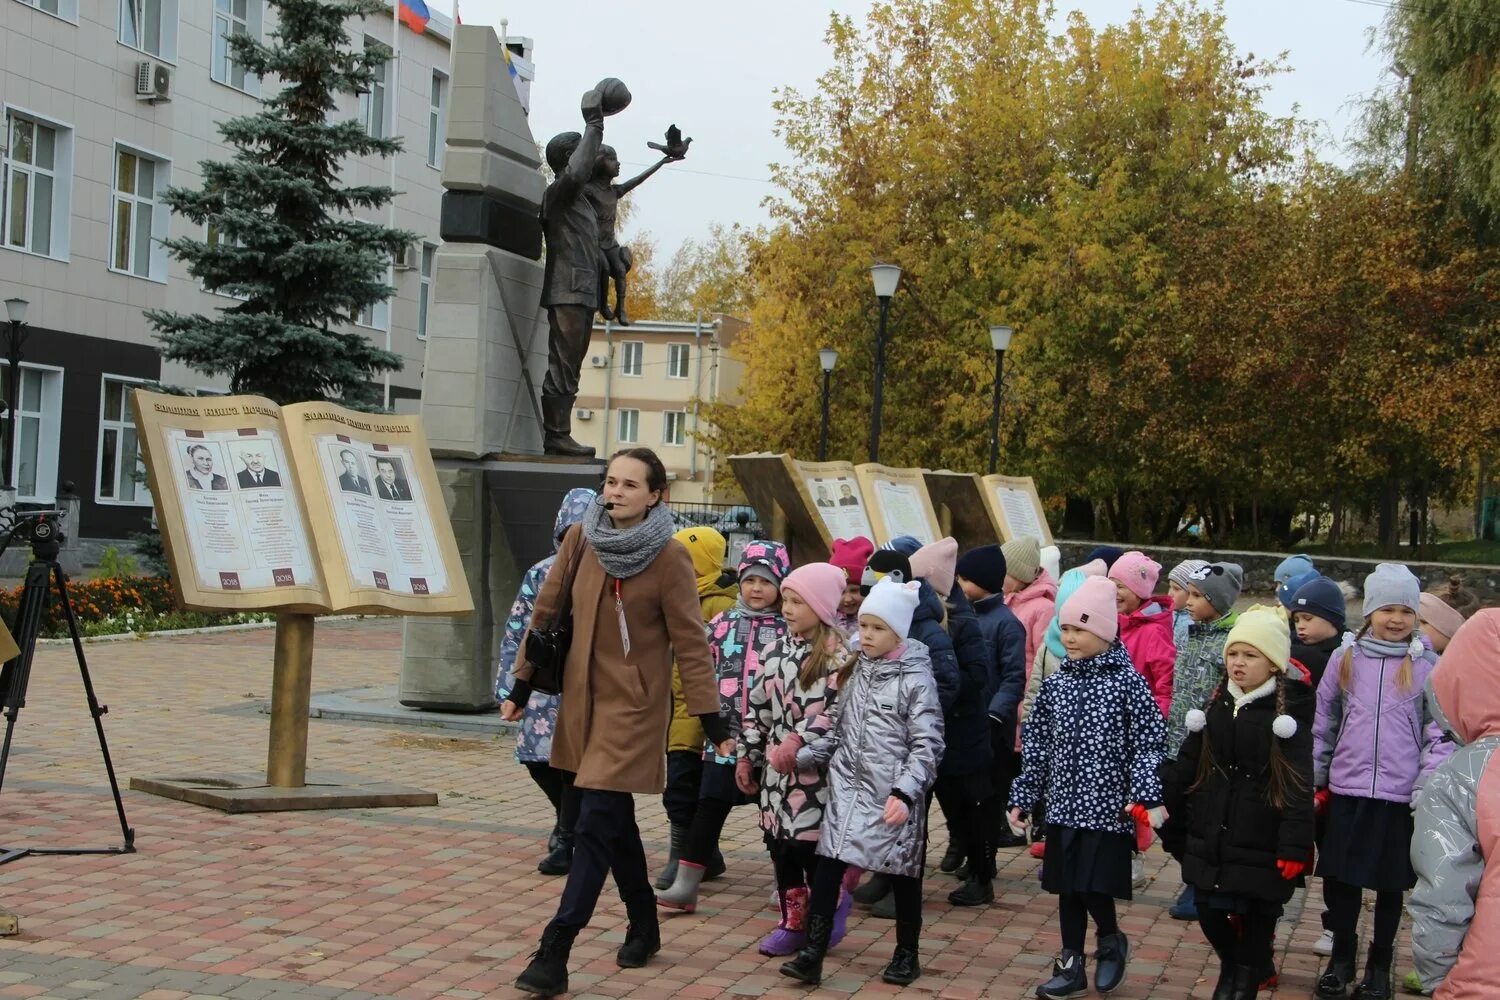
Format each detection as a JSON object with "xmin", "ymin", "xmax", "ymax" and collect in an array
[{"xmin": 798, "ymin": 639, "xmax": 945, "ymax": 878}]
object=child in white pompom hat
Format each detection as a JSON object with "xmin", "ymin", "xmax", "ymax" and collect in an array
[{"xmin": 1161, "ymin": 604, "xmax": 1315, "ymax": 998}]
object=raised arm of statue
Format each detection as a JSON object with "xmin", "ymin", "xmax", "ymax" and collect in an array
[
  {"xmin": 557, "ymin": 90, "xmax": 607, "ymax": 196},
  {"xmin": 614, "ymin": 156, "xmax": 672, "ymax": 197}
]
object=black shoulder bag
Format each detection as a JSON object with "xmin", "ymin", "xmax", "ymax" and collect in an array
[{"xmin": 524, "ymin": 530, "xmax": 587, "ymax": 696}]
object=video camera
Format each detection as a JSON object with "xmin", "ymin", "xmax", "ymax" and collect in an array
[{"xmin": 1, "ymin": 508, "xmax": 66, "ymax": 560}]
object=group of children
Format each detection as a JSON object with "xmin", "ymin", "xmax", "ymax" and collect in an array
[{"xmin": 499, "ymin": 497, "xmax": 1496, "ymax": 998}]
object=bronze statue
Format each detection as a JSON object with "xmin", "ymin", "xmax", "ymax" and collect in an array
[
  {"xmin": 587, "ymin": 128, "xmax": 692, "ymax": 327},
  {"xmin": 538, "ymin": 79, "xmax": 690, "ymax": 457}
]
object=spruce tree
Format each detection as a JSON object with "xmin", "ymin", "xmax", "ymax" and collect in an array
[{"xmin": 146, "ymin": 0, "xmax": 414, "ymax": 406}]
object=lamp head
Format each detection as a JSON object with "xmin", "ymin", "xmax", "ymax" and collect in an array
[
  {"xmin": 989, "ymin": 324, "xmax": 1013, "ymax": 352},
  {"xmin": 818, "ymin": 347, "xmax": 839, "ymax": 373},
  {"xmin": 869, "ymin": 263, "xmax": 902, "ymax": 300},
  {"xmin": 4, "ymin": 298, "xmax": 28, "ymax": 325}
]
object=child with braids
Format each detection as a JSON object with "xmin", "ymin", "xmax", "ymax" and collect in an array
[
  {"xmin": 1312, "ymin": 564, "xmax": 1451, "ymax": 1000},
  {"xmin": 1162, "ymin": 606, "xmax": 1314, "ymax": 1000}
]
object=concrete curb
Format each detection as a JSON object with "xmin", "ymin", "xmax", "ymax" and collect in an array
[{"xmin": 36, "ymin": 614, "xmax": 369, "ymax": 646}]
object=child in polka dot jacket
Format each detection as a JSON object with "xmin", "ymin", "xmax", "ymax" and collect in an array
[{"xmin": 1008, "ymin": 576, "xmax": 1167, "ymax": 1000}]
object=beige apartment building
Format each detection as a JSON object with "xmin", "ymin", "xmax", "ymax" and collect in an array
[
  {"xmin": 573, "ymin": 316, "xmax": 746, "ymax": 503},
  {"xmin": 0, "ymin": 0, "xmax": 506, "ymax": 541}
]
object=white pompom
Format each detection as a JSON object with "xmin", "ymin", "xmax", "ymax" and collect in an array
[
  {"xmin": 1272, "ymin": 714, "xmax": 1297, "ymax": 739},
  {"xmin": 1185, "ymin": 709, "xmax": 1207, "ymax": 733},
  {"xmin": 1409, "ymin": 637, "xmax": 1425, "ymax": 660}
]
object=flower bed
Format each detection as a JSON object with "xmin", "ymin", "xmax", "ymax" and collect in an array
[{"xmin": 0, "ymin": 575, "xmax": 272, "ymax": 639}]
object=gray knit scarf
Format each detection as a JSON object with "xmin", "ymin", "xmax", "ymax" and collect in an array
[{"xmin": 582, "ymin": 500, "xmax": 676, "ymax": 579}]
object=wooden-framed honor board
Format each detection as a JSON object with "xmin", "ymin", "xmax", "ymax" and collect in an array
[{"xmin": 133, "ymin": 391, "xmax": 473, "ymax": 616}]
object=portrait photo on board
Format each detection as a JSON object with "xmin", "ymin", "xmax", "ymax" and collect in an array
[
  {"xmin": 334, "ymin": 447, "xmax": 372, "ymax": 496},
  {"xmin": 229, "ymin": 441, "xmax": 283, "ymax": 489},
  {"xmin": 372, "ymin": 454, "xmax": 413, "ymax": 503},
  {"xmin": 182, "ymin": 441, "xmax": 230, "ymax": 492}
]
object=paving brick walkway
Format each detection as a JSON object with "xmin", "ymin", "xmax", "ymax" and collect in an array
[{"xmin": 0, "ymin": 620, "xmax": 1394, "ymax": 998}]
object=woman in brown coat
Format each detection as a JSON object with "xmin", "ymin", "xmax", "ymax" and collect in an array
[{"xmin": 503, "ymin": 448, "xmax": 729, "ymax": 998}]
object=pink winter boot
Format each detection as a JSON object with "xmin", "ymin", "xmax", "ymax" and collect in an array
[{"xmin": 759, "ymin": 887, "xmax": 809, "ymax": 956}]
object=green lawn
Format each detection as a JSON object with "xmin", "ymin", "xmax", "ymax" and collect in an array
[{"xmin": 1293, "ymin": 539, "xmax": 1500, "ymax": 566}]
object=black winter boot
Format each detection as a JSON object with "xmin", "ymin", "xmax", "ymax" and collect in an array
[
  {"xmin": 1094, "ymin": 931, "xmax": 1129, "ymax": 994},
  {"xmin": 1210, "ymin": 961, "xmax": 1236, "ymax": 1000},
  {"xmin": 654, "ymin": 822, "xmax": 687, "ymax": 890},
  {"xmin": 946, "ymin": 874, "xmax": 994, "ymax": 907},
  {"xmin": 537, "ymin": 832, "xmax": 573, "ymax": 876},
  {"xmin": 779, "ymin": 913, "xmax": 834, "ymax": 985},
  {"xmin": 704, "ymin": 847, "xmax": 727, "ymax": 881},
  {"xmin": 616, "ymin": 891, "xmax": 661, "ymax": 969},
  {"xmin": 881, "ymin": 920, "xmax": 922, "ymax": 985},
  {"xmin": 1353, "ymin": 945, "xmax": 1394, "ymax": 1000},
  {"xmin": 1316, "ymin": 937, "xmax": 1360, "ymax": 999},
  {"xmin": 853, "ymin": 872, "xmax": 892, "ymax": 906},
  {"xmin": 939, "ymin": 841, "xmax": 964, "ymax": 874},
  {"xmin": 1035, "ymin": 949, "xmax": 1089, "ymax": 999},
  {"xmin": 1227, "ymin": 965, "xmax": 1259, "ymax": 1000},
  {"xmin": 515, "ymin": 923, "xmax": 578, "ymax": 997}
]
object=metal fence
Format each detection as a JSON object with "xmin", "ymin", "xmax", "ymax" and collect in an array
[{"xmin": 668, "ymin": 502, "xmax": 764, "ymax": 537}]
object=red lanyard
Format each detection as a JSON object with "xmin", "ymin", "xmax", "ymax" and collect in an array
[{"xmin": 613, "ymin": 578, "xmax": 631, "ymax": 654}]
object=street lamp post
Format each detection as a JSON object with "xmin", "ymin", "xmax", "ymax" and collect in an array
[
  {"xmin": 817, "ymin": 347, "xmax": 838, "ymax": 462},
  {"xmin": 3, "ymin": 297, "xmax": 30, "ymax": 492},
  {"xmin": 868, "ymin": 263, "xmax": 901, "ymax": 463},
  {"xmin": 988, "ymin": 324, "xmax": 1013, "ymax": 475}
]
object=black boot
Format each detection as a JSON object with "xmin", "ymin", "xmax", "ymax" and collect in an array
[
  {"xmin": 779, "ymin": 913, "xmax": 833, "ymax": 985},
  {"xmin": 1210, "ymin": 961, "xmax": 1236, "ymax": 1000},
  {"xmin": 541, "ymin": 396, "xmax": 596, "ymax": 458},
  {"xmin": 516, "ymin": 923, "xmax": 577, "ymax": 998},
  {"xmin": 616, "ymin": 891, "xmax": 661, "ymax": 969},
  {"xmin": 654, "ymin": 822, "xmax": 687, "ymax": 890},
  {"xmin": 704, "ymin": 847, "xmax": 727, "ymax": 881},
  {"xmin": 537, "ymin": 832, "xmax": 573, "ymax": 876},
  {"xmin": 881, "ymin": 920, "xmax": 922, "ymax": 985},
  {"xmin": 939, "ymin": 841, "xmax": 964, "ymax": 874},
  {"xmin": 1227, "ymin": 965, "xmax": 1259, "ymax": 1000},
  {"xmin": 1353, "ymin": 945, "xmax": 1393, "ymax": 1000},
  {"xmin": 946, "ymin": 874, "xmax": 993, "ymax": 907},
  {"xmin": 1316, "ymin": 938, "xmax": 1360, "ymax": 999},
  {"xmin": 853, "ymin": 872, "xmax": 892, "ymax": 906},
  {"xmin": 1035, "ymin": 949, "xmax": 1089, "ymax": 999},
  {"xmin": 1094, "ymin": 931, "xmax": 1129, "ymax": 994},
  {"xmin": 871, "ymin": 890, "xmax": 898, "ymax": 920}
]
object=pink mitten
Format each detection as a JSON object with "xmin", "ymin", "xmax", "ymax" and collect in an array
[{"xmin": 768, "ymin": 733, "xmax": 805, "ymax": 774}]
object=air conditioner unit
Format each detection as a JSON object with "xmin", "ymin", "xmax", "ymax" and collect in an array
[
  {"xmin": 135, "ymin": 60, "xmax": 172, "ymax": 103},
  {"xmin": 392, "ymin": 244, "xmax": 417, "ymax": 271},
  {"xmin": 589, "ymin": 355, "xmax": 608, "ymax": 368},
  {"xmin": 576, "ymin": 409, "xmax": 593, "ymax": 420}
]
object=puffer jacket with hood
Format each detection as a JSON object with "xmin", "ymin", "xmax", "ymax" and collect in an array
[
  {"xmin": 1005, "ymin": 569, "xmax": 1057, "ymax": 681},
  {"xmin": 702, "ymin": 539, "xmax": 790, "ymax": 764},
  {"xmin": 1119, "ymin": 596, "xmax": 1176, "ymax": 718},
  {"xmin": 1020, "ymin": 568, "xmax": 1088, "ymax": 749},
  {"xmin": 798, "ymin": 637, "xmax": 945, "ymax": 878},
  {"xmin": 497, "ymin": 488, "xmax": 597, "ymax": 763},
  {"xmin": 1411, "ymin": 610, "xmax": 1500, "ymax": 999},
  {"xmin": 940, "ymin": 583, "xmax": 995, "ymax": 778},
  {"xmin": 668, "ymin": 526, "xmax": 741, "ymax": 752},
  {"xmin": 1010, "ymin": 640, "xmax": 1165, "ymax": 837},
  {"xmin": 1313, "ymin": 631, "xmax": 1450, "ymax": 803}
]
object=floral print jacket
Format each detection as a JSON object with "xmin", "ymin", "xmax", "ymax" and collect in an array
[{"xmin": 704, "ymin": 603, "xmax": 787, "ymax": 764}]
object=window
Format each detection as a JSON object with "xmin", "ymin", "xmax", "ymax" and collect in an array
[
  {"xmin": 663, "ymin": 410, "xmax": 687, "ymax": 447},
  {"xmin": 97, "ymin": 377, "xmax": 151, "ymax": 505},
  {"xmin": 427, "ymin": 70, "xmax": 447, "ymax": 167},
  {"xmin": 417, "ymin": 243, "xmax": 436, "ymax": 340},
  {"xmin": 17, "ymin": 0, "xmax": 78, "ymax": 20},
  {"xmin": 0, "ymin": 363, "xmax": 63, "ymax": 502},
  {"xmin": 3, "ymin": 112, "xmax": 66, "ymax": 258},
  {"xmin": 356, "ymin": 265, "xmax": 391, "ymax": 330},
  {"xmin": 619, "ymin": 341, "xmax": 643, "ymax": 377},
  {"xmin": 360, "ymin": 38, "xmax": 390, "ymax": 139},
  {"xmin": 666, "ymin": 343, "xmax": 690, "ymax": 379},
  {"xmin": 617, "ymin": 409, "xmax": 639, "ymax": 444},
  {"xmin": 204, "ymin": 222, "xmax": 247, "ymax": 298},
  {"xmin": 111, "ymin": 146, "xmax": 168, "ymax": 280},
  {"xmin": 211, "ymin": 0, "xmax": 261, "ymax": 92},
  {"xmin": 119, "ymin": 0, "xmax": 178, "ymax": 61}
]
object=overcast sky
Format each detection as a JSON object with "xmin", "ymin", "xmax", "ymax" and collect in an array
[{"xmin": 449, "ymin": 0, "xmax": 1392, "ymax": 258}]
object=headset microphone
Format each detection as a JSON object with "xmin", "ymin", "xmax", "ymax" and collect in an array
[{"xmin": 596, "ymin": 497, "xmax": 616, "ymax": 510}]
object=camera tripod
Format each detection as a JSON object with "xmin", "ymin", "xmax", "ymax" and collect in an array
[{"xmin": 0, "ymin": 511, "xmax": 135, "ymax": 865}]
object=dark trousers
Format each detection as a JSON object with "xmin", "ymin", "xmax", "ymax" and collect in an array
[
  {"xmin": 1058, "ymin": 892, "xmax": 1118, "ymax": 952},
  {"xmin": 542, "ymin": 304, "xmax": 593, "ymax": 399},
  {"xmin": 934, "ymin": 774, "xmax": 991, "ymax": 879},
  {"xmin": 1324, "ymin": 878, "xmax": 1404, "ymax": 957},
  {"xmin": 662, "ymin": 750, "xmax": 703, "ymax": 827},
  {"xmin": 770, "ymin": 839, "xmax": 820, "ymax": 892},
  {"xmin": 982, "ymin": 734, "xmax": 1021, "ymax": 867},
  {"xmin": 551, "ymin": 789, "xmax": 653, "ymax": 932},
  {"xmin": 682, "ymin": 797, "xmax": 732, "ymax": 865},
  {"xmin": 811, "ymin": 858, "xmax": 921, "ymax": 923},
  {"xmin": 525, "ymin": 763, "xmax": 578, "ymax": 834},
  {"xmin": 1199, "ymin": 903, "xmax": 1281, "ymax": 972}
]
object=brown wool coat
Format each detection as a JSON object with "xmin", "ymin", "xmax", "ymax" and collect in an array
[{"xmin": 516, "ymin": 523, "xmax": 719, "ymax": 794}]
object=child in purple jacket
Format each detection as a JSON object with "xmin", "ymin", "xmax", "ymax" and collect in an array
[{"xmin": 1311, "ymin": 563, "xmax": 1452, "ymax": 1000}]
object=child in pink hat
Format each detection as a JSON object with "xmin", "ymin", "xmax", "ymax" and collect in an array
[{"xmin": 1108, "ymin": 552, "xmax": 1175, "ymax": 717}]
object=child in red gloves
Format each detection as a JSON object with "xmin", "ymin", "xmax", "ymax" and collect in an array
[{"xmin": 1162, "ymin": 606, "xmax": 1315, "ymax": 1000}]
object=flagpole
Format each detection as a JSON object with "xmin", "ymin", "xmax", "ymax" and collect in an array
[{"xmin": 384, "ymin": 0, "xmax": 402, "ymax": 412}]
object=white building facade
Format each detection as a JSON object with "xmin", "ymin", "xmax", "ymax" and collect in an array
[{"xmin": 0, "ymin": 0, "xmax": 458, "ymax": 540}]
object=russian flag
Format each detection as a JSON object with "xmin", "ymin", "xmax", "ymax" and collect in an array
[{"xmin": 398, "ymin": 0, "xmax": 430, "ymax": 32}]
